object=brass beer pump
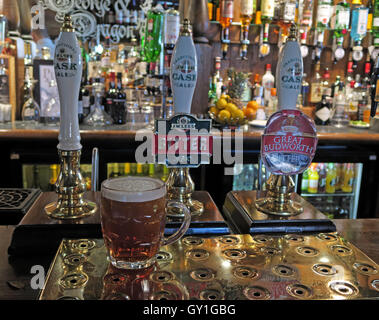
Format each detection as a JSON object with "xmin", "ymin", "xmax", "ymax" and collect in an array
[
  {"xmin": 165, "ymin": 19, "xmax": 204, "ymax": 217},
  {"xmin": 44, "ymin": 15, "xmax": 97, "ymax": 219},
  {"xmin": 254, "ymin": 25, "xmax": 317, "ymax": 217}
]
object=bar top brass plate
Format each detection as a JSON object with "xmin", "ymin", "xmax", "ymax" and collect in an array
[{"xmin": 39, "ymin": 233, "xmax": 379, "ymax": 300}]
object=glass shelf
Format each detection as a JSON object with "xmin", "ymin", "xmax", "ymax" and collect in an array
[
  {"xmin": 301, "ymin": 192, "xmax": 354, "ymax": 197},
  {"xmin": 209, "ymin": 20, "xmax": 376, "ymax": 34}
]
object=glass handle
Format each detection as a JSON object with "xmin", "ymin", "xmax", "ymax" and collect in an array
[{"xmin": 162, "ymin": 201, "xmax": 191, "ymax": 247}]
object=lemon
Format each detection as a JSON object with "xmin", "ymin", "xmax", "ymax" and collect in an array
[
  {"xmin": 209, "ymin": 106, "xmax": 219, "ymax": 116},
  {"xmin": 225, "ymin": 103, "xmax": 238, "ymax": 113},
  {"xmin": 220, "ymin": 94, "xmax": 230, "ymax": 101},
  {"xmin": 233, "ymin": 109, "xmax": 245, "ymax": 120},
  {"xmin": 218, "ymin": 109, "xmax": 231, "ymax": 121},
  {"xmin": 216, "ymin": 98, "xmax": 228, "ymax": 109}
]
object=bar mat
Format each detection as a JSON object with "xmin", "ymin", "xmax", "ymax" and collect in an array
[
  {"xmin": 0, "ymin": 189, "xmax": 42, "ymax": 225},
  {"xmin": 39, "ymin": 233, "xmax": 379, "ymax": 300}
]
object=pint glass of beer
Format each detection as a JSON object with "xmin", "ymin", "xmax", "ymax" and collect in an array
[{"xmin": 101, "ymin": 176, "xmax": 191, "ymax": 269}]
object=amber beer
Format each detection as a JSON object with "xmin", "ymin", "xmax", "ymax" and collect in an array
[{"xmin": 101, "ymin": 176, "xmax": 167, "ymax": 269}]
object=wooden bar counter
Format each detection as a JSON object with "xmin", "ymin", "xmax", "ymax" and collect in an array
[{"xmin": 1, "ymin": 121, "xmax": 379, "ymax": 146}]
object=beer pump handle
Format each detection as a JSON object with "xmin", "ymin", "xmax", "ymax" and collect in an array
[
  {"xmin": 170, "ymin": 19, "xmax": 198, "ymax": 115},
  {"xmin": 276, "ymin": 24, "xmax": 303, "ymax": 111},
  {"xmin": 54, "ymin": 14, "xmax": 82, "ymax": 151}
]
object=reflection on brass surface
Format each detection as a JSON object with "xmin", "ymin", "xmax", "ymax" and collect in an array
[
  {"xmin": 40, "ymin": 234, "xmax": 379, "ymax": 300},
  {"xmin": 166, "ymin": 168, "xmax": 204, "ymax": 217},
  {"xmin": 44, "ymin": 150, "xmax": 97, "ymax": 220},
  {"xmin": 255, "ymin": 175, "xmax": 303, "ymax": 216}
]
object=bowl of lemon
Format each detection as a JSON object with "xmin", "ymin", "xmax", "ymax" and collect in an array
[{"xmin": 209, "ymin": 95, "xmax": 249, "ymax": 127}]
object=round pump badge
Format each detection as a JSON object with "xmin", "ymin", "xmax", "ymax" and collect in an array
[
  {"xmin": 334, "ymin": 47, "xmax": 345, "ymax": 60},
  {"xmin": 261, "ymin": 110, "xmax": 318, "ymax": 175}
]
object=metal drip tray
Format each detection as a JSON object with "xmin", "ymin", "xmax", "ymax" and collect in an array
[
  {"xmin": 0, "ymin": 188, "xmax": 41, "ymax": 224},
  {"xmin": 39, "ymin": 233, "xmax": 379, "ymax": 300}
]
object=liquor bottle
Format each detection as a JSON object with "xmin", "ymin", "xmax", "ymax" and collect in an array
[
  {"xmin": 21, "ymin": 75, "xmax": 40, "ymax": 124},
  {"xmin": 211, "ymin": 0, "xmax": 221, "ymax": 21},
  {"xmin": 301, "ymin": 168, "xmax": 309, "ymax": 193},
  {"xmin": 49, "ymin": 164, "xmax": 59, "ymax": 191},
  {"xmin": 105, "ymin": 72, "xmax": 116, "ymax": 116},
  {"xmin": 321, "ymin": 67, "xmax": 331, "ymax": 97},
  {"xmin": 124, "ymin": 163, "xmax": 131, "ymax": 176},
  {"xmin": 313, "ymin": 0, "xmax": 332, "ymax": 61},
  {"xmin": 78, "ymin": 81, "xmax": 84, "ymax": 124},
  {"xmin": 345, "ymin": 53, "xmax": 354, "ymax": 95},
  {"xmin": 277, "ymin": 0, "xmax": 297, "ymax": 47},
  {"xmin": 267, "ymin": 87, "xmax": 277, "ymax": 115},
  {"xmin": 219, "ymin": 0, "xmax": 234, "ymax": 59},
  {"xmin": 262, "ymin": 64, "xmax": 275, "ymax": 106},
  {"xmin": 315, "ymin": 95, "xmax": 331, "ymax": 125},
  {"xmin": 298, "ymin": 0, "xmax": 314, "ymax": 58},
  {"xmin": 109, "ymin": 163, "xmax": 120, "ymax": 178},
  {"xmin": 341, "ymin": 163, "xmax": 354, "ymax": 193},
  {"xmin": 368, "ymin": 0, "xmax": 374, "ymax": 31},
  {"xmin": 335, "ymin": 163, "xmax": 342, "ymax": 191},
  {"xmin": 318, "ymin": 163, "xmax": 327, "ymax": 193},
  {"xmin": 301, "ymin": 74, "xmax": 310, "ymax": 107},
  {"xmin": 111, "ymin": 72, "xmax": 126, "ymax": 125},
  {"xmin": 308, "ymin": 163, "xmax": 319, "ymax": 194},
  {"xmin": 136, "ymin": 163, "xmax": 143, "ymax": 176},
  {"xmin": 128, "ymin": 0, "xmax": 139, "ymax": 27},
  {"xmin": 331, "ymin": 82, "xmax": 349, "ymax": 127},
  {"xmin": 141, "ymin": 6, "xmax": 163, "ymax": 63},
  {"xmin": 350, "ymin": 0, "xmax": 369, "ymax": 62},
  {"xmin": 309, "ymin": 62, "xmax": 322, "ymax": 106},
  {"xmin": 163, "ymin": 8, "xmax": 180, "ymax": 71},
  {"xmin": 372, "ymin": 0, "xmax": 379, "ymax": 45},
  {"xmin": 81, "ymin": 76, "xmax": 91, "ymax": 118},
  {"xmin": 362, "ymin": 54, "xmax": 372, "ymax": 92},
  {"xmin": 239, "ymin": 0, "xmax": 254, "ymax": 59},
  {"xmin": 370, "ymin": 55, "xmax": 379, "ymax": 117},
  {"xmin": 101, "ymin": 37, "xmax": 112, "ymax": 78},
  {"xmin": 330, "ymin": 0, "xmax": 350, "ymax": 62},
  {"xmin": 316, "ymin": 0, "xmax": 333, "ymax": 30},
  {"xmin": 209, "ymin": 57, "xmax": 223, "ymax": 103},
  {"xmin": 326, "ymin": 163, "xmax": 337, "ymax": 194},
  {"xmin": 0, "ymin": 58, "xmax": 10, "ymax": 105},
  {"xmin": 258, "ymin": 0, "xmax": 274, "ymax": 57},
  {"xmin": 331, "ymin": 75, "xmax": 342, "ymax": 98}
]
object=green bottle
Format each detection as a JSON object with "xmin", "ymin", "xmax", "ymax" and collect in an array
[
  {"xmin": 331, "ymin": 0, "xmax": 351, "ymax": 39},
  {"xmin": 316, "ymin": 0, "xmax": 333, "ymax": 31},
  {"xmin": 373, "ymin": 0, "xmax": 379, "ymax": 43},
  {"xmin": 141, "ymin": 7, "xmax": 163, "ymax": 63}
]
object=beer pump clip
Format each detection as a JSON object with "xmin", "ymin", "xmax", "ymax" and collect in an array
[
  {"xmin": 44, "ymin": 15, "xmax": 97, "ymax": 219},
  {"xmin": 154, "ymin": 19, "xmax": 212, "ymax": 218}
]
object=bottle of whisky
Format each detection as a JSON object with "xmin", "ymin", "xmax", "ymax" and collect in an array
[{"xmin": 315, "ymin": 95, "xmax": 332, "ymax": 125}]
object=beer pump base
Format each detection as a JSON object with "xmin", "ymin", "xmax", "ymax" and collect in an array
[
  {"xmin": 255, "ymin": 197, "xmax": 303, "ymax": 217},
  {"xmin": 166, "ymin": 167, "xmax": 204, "ymax": 218},
  {"xmin": 254, "ymin": 174, "xmax": 303, "ymax": 217},
  {"xmin": 44, "ymin": 149, "xmax": 97, "ymax": 220},
  {"xmin": 44, "ymin": 200, "xmax": 97, "ymax": 220},
  {"xmin": 167, "ymin": 198, "xmax": 204, "ymax": 218}
]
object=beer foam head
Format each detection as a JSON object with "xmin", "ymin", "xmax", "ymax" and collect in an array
[{"xmin": 102, "ymin": 176, "xmax": 166, "ymax": 202}]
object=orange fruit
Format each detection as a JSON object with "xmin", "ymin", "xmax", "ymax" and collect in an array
[
  {"xmin": 246, "ymin": 100, "xmax": 259, "ymax": 110},
  {"xmin": 244, "ymin": 107, "xmax": 256, "ymax": 120}
]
